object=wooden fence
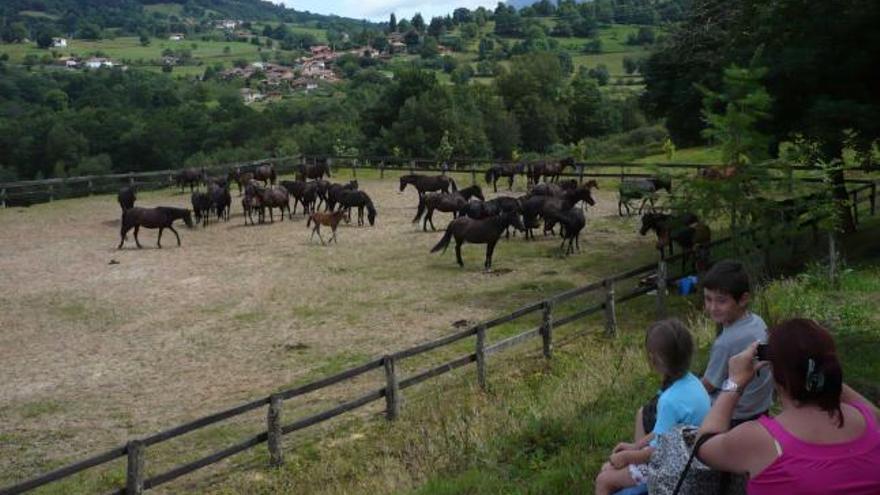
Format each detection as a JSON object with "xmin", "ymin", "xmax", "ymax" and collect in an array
[
  {"xmin": 2, "ymin": 154, "xmax": 874, "ymax": 208},
  {"xmin": 2, "ymin": 179, "xmax": 877, "ymax": 495}
]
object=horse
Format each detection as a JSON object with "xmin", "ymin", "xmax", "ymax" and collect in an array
[
  {"xmin": 430, "ymin": 211, "xmax": 526, "ymax": 271},
  {"xmin": 174, "ymin": 168, "xmax": 203, "ymax": 192},
  {"xmin": 117, "ymin": 186, "xmax": 136, "ymax": 212},
  {"xmin": 337, "ymin": 190, "xmax": 377, "ymax": 226},
  {"xmin": 209, "ymin": 183, "xmax": 231, "ymax": 222},
  {"xmin": 242, "ymin": 194, "xmax": 263, "ymax": 225},
  {"xmin": 254, "ymin": 164, "xmax": 277, "ymax": 186},
  {"xmin": 527, "ymin": 158, "xmax": 573, "ymax": 184},
  {"xmin": 325, "ymin": 180, "xmax": 359, "ymax": 211},
  {"xmin": 280, "ymin": 179, "xmax": 312, "ymax": 214},
  {"xmin": 460, "ymin": 196, "xmax": 524, "ymax": 239},
  {"xmin": 118, "ymin": 207, "xmax": 194, "ymax": 249},
  {"xmin": 191, "ymin": 191, "xmax": 213, "ymax": 226},
  {"xmin": 296, "ymin": 162, "xmax": 332, "ymax": 181},
  {"xmin": 307, "ymin": 209, "xmax": 346, "ymax": 245},
  {"xmin": 228, "ymin": 169, "xmax": 254, "ymax": 196},
  {"xmin": 415, "ymin": 192, "xmax": 469, "ymax": 231},
  {"xmin": 618, "ymin": 177, "xmax": 672, "ymax": 216},
  {"xmin": 552, "ymin": 208, "xmax": 586, "ymax": 255},
  {"xmin": 639, "ymin": 212, "xmax": 710, "ymax": 272},
  {"xmin": 485, "ymin": 163, "xmax": 525, "ymax": 192},
  {"xmin": 539, "ymin": 186, "xmax": 596, "ymax": 236},
  {"xmin": 399, "ymin": 174, "xmax": 458, "ymax": 196},
  {"xmin": 457, "ymin": 184, "xmax": 485, "ymax": 201},
  {"xmin": 697, "ymin": 165, "xmax": 738, "ymax": 180},
  {"xmin": 253, "ymin": 185, "xmax": 291, "ymax": 222},
  {"xmin": 204, "ymin": 175, "xmax": 228, "ymax": 189}
]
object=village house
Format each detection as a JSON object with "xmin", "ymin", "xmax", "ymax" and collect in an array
[
  {"xmin": 56, "ymin": 56, "xmax": 78, "ymax": 68},
  {"xmin": 51, "ymin": 37, "xmax": 67, "ymax": 48},
  {"xmin": 239, "ymin": 88, "xmax": 264, "ymax": 104},
  {"xmin": 215, "ymin": 20, "xmax": 240, "ymax": 30},
  {"xmin": 84, "ymin": 57, "xmax": 115, "ymax": 69},
  {"xmin": 168, "ymin": 33, "xmax": 185, "ymax": 41}
]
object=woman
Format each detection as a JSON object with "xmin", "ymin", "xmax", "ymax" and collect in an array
[{"xmin": 696, "ymin": 318, "xmax": 880, "ymax": 493}]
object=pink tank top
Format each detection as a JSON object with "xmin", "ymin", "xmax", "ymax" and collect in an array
[{"xmin": 748, "ymin": 401, "xmax": 880, "ymax": 495}]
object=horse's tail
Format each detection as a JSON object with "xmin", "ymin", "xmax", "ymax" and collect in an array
[
  {"xmin": 449, "ymin": 177, "xmax": 457, "ymax": 192},
  {"xmin": 431, "ymin": 223, "xmax": 454, "ymax": 254},
  {"xmin": 484, "ymin": 167, "xmax": 495, "ymax": 184},
  {"xmin": 413, "ymin": 195, "xmax": 426, "ymax": 223}
]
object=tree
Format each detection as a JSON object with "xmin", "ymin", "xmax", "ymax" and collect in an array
[
  {"xmin": 139, "ymin": 32, "xmax": 151, "ymax": 46},
  {"xmin": 36, "ymin": 29, "xmax": 56, "ymax": 49},
  {"xmin": 78, "ymin": 23, "xmax": 103, "ymax": 41},
  {"xmin": 411, "ymin": 13, "xmax": 425, "ymax": 33},
  {"xmin": 451, "ymin": 65, "xmax": 474, "ymax": 85},
  {"xmin": 587, "ymin": 65, "xmax": 610, "ymax": 86},
  {"xmin": 428, "ymin": 17, "xmax": 446, "ymax": 37},
  {"xmin": 453, "ymin": 8, "xmax": 472, "ymax": 24},
  {"xmin": 478, "ymin": 37, "xmax": 494, "ymax": 60},
  {"xmin": 389, "ymin": 13, "xmax": 397, "ymax": 33},
  {"xmin": 2, "ymin": 23, "xmax": 28, "ymax": 43}
]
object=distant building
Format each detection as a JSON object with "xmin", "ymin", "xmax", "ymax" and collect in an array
[
  {"xmin": 240, "ymin": 88, "xmax": 264, "ymax": 104},
  {"xmin": 169, "ymin": 33, "xmax": 185, "ymax": 41},
  {"xmin": 84, "ymin": 57, "xmax": 115, "ymax": 69},
  {"xmin": 216, "ymin": 20, "xmax": 239, "ymax": 30},
  {"xmin": 51, "ymin": 37, "xmax": 67, "ymax": 48}
]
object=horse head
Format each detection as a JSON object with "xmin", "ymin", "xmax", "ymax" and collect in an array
[
  {"xmin": 399, "ymin": 176, "xmax": 411, "ymax": 192},
  {"xmin": 583, "ymin": 179, "xmax": 599, "ymax": 190},
  {"xmin": 640, "ymin": 212, "xmax": 666, "ymax": 236},
  {"xmin": 569, "ymin": 187, "xmax": 595, "ymax": 207},
  {"xmin": 348, "ymin": 180, "xmax": 359, "ymax": 190},
  {"xmin": 183, "ymin": 210, "xmax": 195, "ymax": 228}
]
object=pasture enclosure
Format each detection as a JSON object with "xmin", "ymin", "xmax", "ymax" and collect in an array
[{"xmin": 2, "ymin": 165, "xmax": 877, "ymax": 494}]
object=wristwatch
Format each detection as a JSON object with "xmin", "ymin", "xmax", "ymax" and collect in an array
[{"xmin": 721, "ymin": 378, "xmax": 744, "ymax": 395}]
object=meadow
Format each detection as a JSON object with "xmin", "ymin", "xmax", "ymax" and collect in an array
[{"xmin": 0, "ymin": 170, "xmax": 668, "ymax": 493}]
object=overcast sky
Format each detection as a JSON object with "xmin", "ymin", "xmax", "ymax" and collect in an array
[{"xmin": 280, "ymin": 0, "xmax": 501, "ymax": 23}]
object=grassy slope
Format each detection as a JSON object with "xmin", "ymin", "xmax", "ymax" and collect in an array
[{"xmin": 209, "ymin": 218, "xmax": 880, "ymax": 495}]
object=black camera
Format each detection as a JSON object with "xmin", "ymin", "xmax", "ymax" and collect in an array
[{"xmin": 756, "ymin": 343, "xmax": 769, "ymax": 361}]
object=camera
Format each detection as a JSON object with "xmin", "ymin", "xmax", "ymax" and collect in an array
[{"xmin": 756, "ymin": 343, "xmax": 769, "ymax": 361}]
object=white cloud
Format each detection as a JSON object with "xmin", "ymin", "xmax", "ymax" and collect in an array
[{"xmin": 282, "ymin": 0, "xmax": 498, "ymax": 22}]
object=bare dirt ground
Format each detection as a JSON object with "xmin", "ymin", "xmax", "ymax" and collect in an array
[{"xmin": 0, "ymin": 171, "xmax": 657, "ymax": 488}]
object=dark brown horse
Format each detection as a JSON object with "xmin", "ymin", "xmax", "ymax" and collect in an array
[
  {"xmin": 325, "ymin": 180, "xmax": 358, "ymax": 211},
  {"xmin": 296, "ymin": 162, "xmax": 332, "ymax": 181},
  {"xmin": 307, "ymin": 209, "xmax": 346, "ymax": 245},
  {"xmin": 254, "ymin": 164, "xmax": 277, "ymax": 186},
  {"xmin": 253, "ymin": 185, "xmax": 290, "ymax": 222},
  {"xmin": 242, "ymin": 194, "xmax": 263, "ymax": 225},
  {"xmin": 191, "ymin": 191, "xmax": 213, "ymax": 226},
  {"xmin": 174, "ymin": 168, "xmax": 203, "ymax": 192},
  {"xmin": 415, "ymin": 192, "xmax": 469, "ymax": 231},
  {"xmin": 118, "ymin": 207, "xmax": 194, "ymax": 249},
  {"xmin": 639, "ymin": 212, "xmax": 711, "ymax": 272},
  {"xmin": 399, "ymin": 174, "xmax": 458, "ymax": 196},
  {"xmin": 117, "ymin": 186, "xmax": 136, "ymax": 212},
  {"xmin": 485, "ymin": 162, "xmax": 525, "ymax": 192},
  {"xmin": 430, "ymin": 211, "xmax": 525, "ymax": 271},
  {"xmin": 209, "ymin": 183, "xmax": 231, "ymax": 221},
  {"xmin": 228, "ymin": 168, "xmax": 254, "ymax": 196},
  {"xmin": 527, "ymin": 158, "xmax": 574, "ymax": 184},
  {"xmin": 337, "ymin": 190, "xmax": 377, "ymax": 226}
]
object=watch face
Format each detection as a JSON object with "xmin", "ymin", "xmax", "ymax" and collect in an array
[{"xmin": 722, "ymin": 379, "xmax": 737, "ymax": 391}]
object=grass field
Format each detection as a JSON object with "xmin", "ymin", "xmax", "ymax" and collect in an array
[{"xmin": 0, "ymin": 171, "xmax": 668, "ymax": 493}]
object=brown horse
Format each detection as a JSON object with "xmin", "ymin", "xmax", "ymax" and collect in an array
[
  {"xmin": 527, "ymin": 158, "xmax": 573, "ymax": 184},
  {"xmin": 254, "ymin": 164, "xmax": 277, "ymax": 186},
  {"xmin": 697, "ymin": 165, "xmax": 738, "ymax": 180},
  {"xmin": 296, "ymin": 162, "xmax": 332, "ymax": 181},
  {"xmin": 639, "ymin": 212, "xmax": 711, "ymax": 272},
  {"xmin": 242, "ymin": 194, "xmax": 263, "ymax": 225},
  {"xmin": 118, "ymin": 207, "xmax": 194, "ymax": 249},
  {"xmin": 174, "ymin": 168, "xmax": 203, "ymax": 192},
  {"xmin": 117, "ymin": 186, "xmax": 136, "ymax": 212},
  {"xmin": 253, "ymin": 185, "xmax": 290, "ymax": 222},
  {"xmin": 307, "ymin": 209, "xmax": 346, "ymax": 245},
  {"xmin": 485, "ymin": 162, "xmax": 525, "ymax": 192},
  {"xmin": 228, "ymin": 168, "xmax": 255, "ymax": 196},
  {"xmin": 430, "ymin": 211, "xmax": 526, "ymax": 271}
]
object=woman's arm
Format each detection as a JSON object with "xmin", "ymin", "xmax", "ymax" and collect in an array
[{"xmin": 841, "ymin": 383, "xmax": 880, "ymax": 421}]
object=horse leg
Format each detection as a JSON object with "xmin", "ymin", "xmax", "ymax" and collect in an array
[
  {"xmin": 331, "ymin": 225, "xmax": 338, "ymax": 244},
  {"xmin": 134, "ymin": 225, "xmax": 143, "ymax": 248},
  {"xmin": 508, "ymin": 176, "xmax": 514, "ymax": 191},
  {"xmin": 157, "ymin": 228, "xmax": 163, "ymax": 248},
  {"xmin": 455, "ymin": 240, "xmax": 464, "ymax": 267},
  {"xmin": 167, "ymin": 226, "xmax": 180, "ymax": 246},
  {"xmin": 118, "ymin": 224, "xmax": 131, "ymax": 249},
  {"xmin": 485, "ymin": 240, "xmax": 498, "ymax": 271}
]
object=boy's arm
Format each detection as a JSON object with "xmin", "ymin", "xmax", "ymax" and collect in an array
[{"xmin": 702, "ymin": 341, "xmax": 728, "ymax": 393}]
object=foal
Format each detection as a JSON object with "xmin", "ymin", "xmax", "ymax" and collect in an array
[{"xmin": 307, "ymin": 209, "xmax": 346, "ymax": 245}]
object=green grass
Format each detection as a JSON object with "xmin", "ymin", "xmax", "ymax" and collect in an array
[
  {"xmin": 635, "ymin": 146, "xmax": 725, "ymax": 165},
  {"xmin": 18, "ymin": 10, "xmax": 60, "ymax": 20},
  {"xmin": 142, "ymin": 3, "xmax": 184, "ymax": 15}
]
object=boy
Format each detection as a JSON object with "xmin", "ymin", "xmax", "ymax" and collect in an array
[{"xmin": 700, "ymin": 260, "xmax": 773, "ymax": 424}]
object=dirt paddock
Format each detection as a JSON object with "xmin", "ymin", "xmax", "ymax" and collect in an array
[{"xmin": 0, "ymin": 171, "xmax": 657, "ymax": 486}]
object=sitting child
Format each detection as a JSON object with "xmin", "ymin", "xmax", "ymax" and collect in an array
[{"xmin": 595, "ymin": 319, "xmax": 711, "ymax": 495}]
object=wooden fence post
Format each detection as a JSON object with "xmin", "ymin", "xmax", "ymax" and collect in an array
[
  {"xmin": 604, "ymin": 280, "xmax": 617, "ymax": 337},
  {"xmin": 852, "ymin": 190, "xmax": 859, "ymax": 227},
  {"xmin": 541, "ymin": 301, "xmax": 553, "ymax": 359},
  {"xmin": 48, "ymin": 184, "xmax": 54, "ymax": 202},
  {"xmin": 383, "ymin": 355, "xmax": 400, "ymax": 421},
  {"xmin": 87, "ymin": 180, "xmax": 93, "ymax": 196},
  {"xmin": 829, "ymin": 231, "xmax": 838, "ymax": 286},
  {"xmin": 578, "ymin": 164, "xmax": 584, "ymax": 184},
  {"xmin": 656, "ymin": 260, "xmax": 668, "ymax": 319},
  {"xmin": 126, "ymin": 440, "xmax": 145, "ymax": 495},
  {"xmin": 475, "ymin": 325, "xmax": 487, "ymax": 391},
  {"xmin": 380, "ymin": 160, "xmax": 385, "ymax": 179},
  {"xmin": 267, "ymin": 394, "xmax": 284, "ymax": 467},
  {"xmin": 409, "ymin": 161, "xmax": 415, "ymax": 175},
  {"xmin": 129, "ymin": 173, "xmax": 135, "ymax": 187},
  {"xmin": 352, "ymin": 159, "xmax": 358, "ymax": 179},
  {"xmin": 871, "ymin": 182, "xmax": 876, "ymax": 216},
  {"xmin": 1, "ymin": 188, "xmax": 6, "ymax": 208}
]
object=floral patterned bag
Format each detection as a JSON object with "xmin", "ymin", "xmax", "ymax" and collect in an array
[{"xmin": 647, "ymin": 425, "xmax": 723, "ymax": 495}]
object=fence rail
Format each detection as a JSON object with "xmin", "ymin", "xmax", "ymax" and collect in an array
[
  {"xmin": 2, "ymin": 154, "xmax": 876, "ymax": 208},
  {"xmin": 2, "ymin": 178, "xmax": 878, "ymax": 495}
]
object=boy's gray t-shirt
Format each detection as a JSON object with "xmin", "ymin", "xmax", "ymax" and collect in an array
[{"xmin": 704, "ymin": 312, "xmax": 774, "ymax": 419}]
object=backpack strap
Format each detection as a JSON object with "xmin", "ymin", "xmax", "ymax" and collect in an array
[{"xmin": 672, "ymin": 432, "xmax": 720, "ymax": 495}]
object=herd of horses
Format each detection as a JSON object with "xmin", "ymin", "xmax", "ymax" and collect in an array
[{"xmin": 114, "ymin": 158, "xmax": 815, "ymax": 275}]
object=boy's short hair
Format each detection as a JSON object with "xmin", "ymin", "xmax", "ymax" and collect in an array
[{"xmin": 702, "ymin": 260, "xmax": 751, "ymax": 301}]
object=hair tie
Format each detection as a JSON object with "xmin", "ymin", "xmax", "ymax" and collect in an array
[{"xmin": 805, "ymin": 358, "xmax": 825, "ymax": 393}]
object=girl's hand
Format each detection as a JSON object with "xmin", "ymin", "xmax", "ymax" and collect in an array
[
  {"xmin": 613, "ymin": 442, "xmax": 636, "ymax": 453},
  {"xmin": 610, "ymin": 451, "xmax": 628, "ymax": 469},
  {"xmin": 728, "ymin": 341, "xmax": 769, "ymax": 387}
]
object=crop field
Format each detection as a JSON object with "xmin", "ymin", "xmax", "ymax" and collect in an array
[{"xmin": 0, "ymin": 170, "xmax": 668, "ymax": 492}]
